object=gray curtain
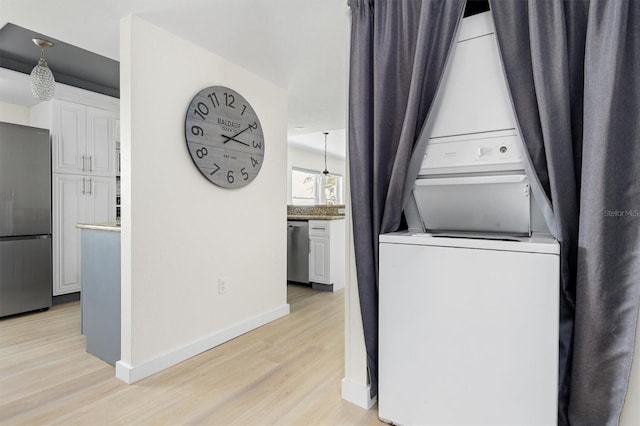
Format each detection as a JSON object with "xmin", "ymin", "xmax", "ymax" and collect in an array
[
  {"xmin": 491, "ymin": 1, "xmax": 640, "ymax": 424},
  {"xmin": 348, "ymin": 0, "xmax": 465, "ymax": 398}
]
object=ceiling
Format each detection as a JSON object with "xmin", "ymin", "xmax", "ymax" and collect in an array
[
  {"xmin": 0, "ymin": 23, "xmax": 119, "ymax": 98},
  {"xmin": 0, "ymin": 0, "xmax": 350, "ymax": 157},
  {"xmin": 289, "ymin": 128, "xmax": 346, "ymax": 159}
]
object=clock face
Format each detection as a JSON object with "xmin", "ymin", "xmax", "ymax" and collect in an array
[{"xmin": 185, "ymin": 86, "xmax": 265, "ymax": 188}]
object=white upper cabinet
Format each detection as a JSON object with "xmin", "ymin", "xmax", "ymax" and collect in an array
[
  {"xmin": 35, "ymin": 99, "xmax": 117, "ymax": 177},
  {"xmin": 53, "ymin": 100, "xmax": 86, "ymax": 174},
  {"xmin": 86, "ymin": 106, "xmax": 118, "ymax": 176}
]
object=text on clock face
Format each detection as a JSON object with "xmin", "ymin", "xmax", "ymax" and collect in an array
[
  {"xmin": 218, "ymin": 118, "xmax": 240, "ymax": 129},
  {"xmin": 192, "ymin": 146, "xmax": 257, "ymax": 167}
]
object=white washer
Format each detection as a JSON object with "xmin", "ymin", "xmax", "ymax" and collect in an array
[{"xmin": 378, "ymin": 232, "xmax": 559, "ymax": 425}]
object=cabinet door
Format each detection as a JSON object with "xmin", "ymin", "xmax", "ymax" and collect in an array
[
  {"xmin": 309, "ymin": 237, "xmax": 330, "ymax": 284},
  {"xmin": 115, "ymin": 119, "xmax": 120, "ymax": 143},
  {"xmin": 53, "ymin": 174, "xmax": 89, "ymax": 295},
  {"xmin": 86, "ymin": 107, "xmax": 117, "ymax": 177},
  {"xmin": 87, "ymin": 176, "xmax": 116, "ymax": 224},
  {"xmin": 53, "ymin": 100, "xmax": 86, "ymax": 175}
]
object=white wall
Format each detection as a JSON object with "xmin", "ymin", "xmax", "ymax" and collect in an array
[
  {"xmin": 117, "ymin": 16, "xmax": 289, "ymax": 383},
  {"xmin": 287, "ymin": 145, "xmax": 345, "ymax": 204},
  {"xmin": 339, "ymin": 10, "xmax": 373, "ymax": 409},
  {"xmin": 341, "ymin": 189, "xmax": 375, "ymax": 409},
  {"xmin": 0, "ymin": 102, "xmax": 29, "ymax": 125}
]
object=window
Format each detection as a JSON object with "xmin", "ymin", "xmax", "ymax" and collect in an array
[{"xmin": 291, "ymin": 167, "xmax": 343, "ymax": 205}]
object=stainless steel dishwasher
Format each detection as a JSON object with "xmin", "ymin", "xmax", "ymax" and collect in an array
[{"xmin": 287, "ymin": 220, "xmax": 309, "ymax": 284}]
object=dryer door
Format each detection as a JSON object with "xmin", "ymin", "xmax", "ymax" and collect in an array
[{"xmin": 413, "ymin": 174, "xmax": 530, "ymax": 235}]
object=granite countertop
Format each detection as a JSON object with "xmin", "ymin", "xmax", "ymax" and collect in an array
[
  {"xmin": 77, "ymin": 222, "xmax": 121, "ymax": 232},
  {"xmin": 287, "ymin": 215, "xmax": 345, "ymax": 221},
  {"xmin": 287, "ymin": 204, "xmax": 345, "ymax": 221},
  {"xmin": 287, "ymin": 204, "xmax": 345, "ymax": 220}
]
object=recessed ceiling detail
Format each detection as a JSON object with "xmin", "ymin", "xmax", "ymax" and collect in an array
[{"xmin": 0, "ymin": 23, "xmax": 119, "ymax": 98}]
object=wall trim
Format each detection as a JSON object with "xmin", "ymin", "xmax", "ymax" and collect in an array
[
  {"xmin": 54, "ymin": 82, "xmax": 120, "ymax": 111},
  {"xmin": 116, "ymin": 303, "xmax": 290, "ymax": 384},
  {"xmin": 341, "ymin": 377, "xmax": 376, "ymax": 410}
]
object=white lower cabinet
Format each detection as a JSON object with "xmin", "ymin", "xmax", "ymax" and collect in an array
[
  {"xmin": 53, "ymin": 174, "xmax": 115, "ymax": 295},
  {"xmin": 309, "ymin": 236, "xmax": 330, "ymax": 283},
  {"xmin": 89, "ymin": 177, "xmax": 117, "ymax": 224},
  {"xmin": 308, "ymin": 219, "xmax": 346, "ymax": 290}
]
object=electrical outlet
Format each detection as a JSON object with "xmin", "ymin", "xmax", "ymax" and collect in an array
[{"xmin": 218, "ymin": 278, "xmax": 228, "ymax": 294}]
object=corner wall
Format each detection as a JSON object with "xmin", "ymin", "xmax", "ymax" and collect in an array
[
  {"xmin": 117, "ymin": 16, "xmax": 289, "ymax": 382},
  {"xmin": 340, "ymin": 9, "xmax": 373, "ymax": 410},
  {"xmin": 341, "ymin": 144, "xmax": 374, "ymax": 409}
]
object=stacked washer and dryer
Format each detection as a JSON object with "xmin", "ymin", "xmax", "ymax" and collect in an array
[{"xmin": 378, "ymin": 11, "xmax": 559, "ymax": 426}]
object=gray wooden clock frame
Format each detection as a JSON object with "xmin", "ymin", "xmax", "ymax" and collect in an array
[{"xmin": 185, "ymin": 86, "xmax": 265, "ymax": 188}]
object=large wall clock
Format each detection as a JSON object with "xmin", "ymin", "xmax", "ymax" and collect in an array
[{"xmin": 185, "ymin": 86, "xmax": 265, "ymax": 188}]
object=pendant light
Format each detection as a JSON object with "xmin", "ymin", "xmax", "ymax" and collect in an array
[
  {"xmin": 30, "ymin": 38, "xmax": 56, "ymax": 101},
  {"xmin": 322, "ymin": 131, "xmax": 330, "ymax": 176}
]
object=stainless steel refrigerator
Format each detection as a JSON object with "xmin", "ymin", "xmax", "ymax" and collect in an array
[{"xmin": 0, "ymin": 122, "xmax": 52, "ymax": 317}]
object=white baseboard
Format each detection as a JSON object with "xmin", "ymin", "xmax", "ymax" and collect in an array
[
  {"xmin": 341, "ymin": 377, "xmax": 376, "ymax": 410},
  {"xmin": 115, "ymin": 303, "xmax": 290, "ymax": 384}
]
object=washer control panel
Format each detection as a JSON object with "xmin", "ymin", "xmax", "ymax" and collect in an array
[{"xmin": 420, "ymin": 130, "xmax": 525, "ymax": 175}]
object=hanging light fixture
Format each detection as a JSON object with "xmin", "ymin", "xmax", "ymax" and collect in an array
[
  {"xmin": 30, "ymin": 38, "xmax": 56, "ymax": 101},
  {"xmin": 322, "ymin": 131, "xmax": 330, "ymax": 176}
]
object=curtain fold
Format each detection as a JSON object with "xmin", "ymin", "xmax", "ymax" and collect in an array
[
  {"xmin": 348, "ymin": 0, "xmax": 465, "ymax": 398},
  {"xmin": 491, "ymin": 1, "xmax": 640, "ymax": 424}
]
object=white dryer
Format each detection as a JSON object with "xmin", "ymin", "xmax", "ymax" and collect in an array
[{"xmin": 378, "ymin": 232, "xmax": 559, "ymax": 425}]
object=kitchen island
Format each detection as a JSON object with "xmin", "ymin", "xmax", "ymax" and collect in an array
[{"xmin": 77, "ymin": 222, "xmax": 120, "ymax": 365}]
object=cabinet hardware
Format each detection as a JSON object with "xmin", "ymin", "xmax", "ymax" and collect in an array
[
  {"xmin": 88, "ymin": 156, "xmax": 93, "ymax": 172},
  {"xmin": 82, "ymin": 177, "xmax": 86, "ymax": 195},
  {"xmin": 81, "ymin": 155, "xmax": 86, "ymax": 172}
]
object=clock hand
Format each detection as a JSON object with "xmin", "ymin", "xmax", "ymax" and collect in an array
[
  {"xmin": 220, "ymin": 135, "xmax": 249, "ymax": 146},
  {"xmin": 221, "ymin": 123, "xmax": 255, "ymax": 144}
]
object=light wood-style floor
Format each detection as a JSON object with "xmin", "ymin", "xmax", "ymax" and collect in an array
[{"xmin": 0, "ymin": 285, "xmax": 382, "ymax": 425}]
